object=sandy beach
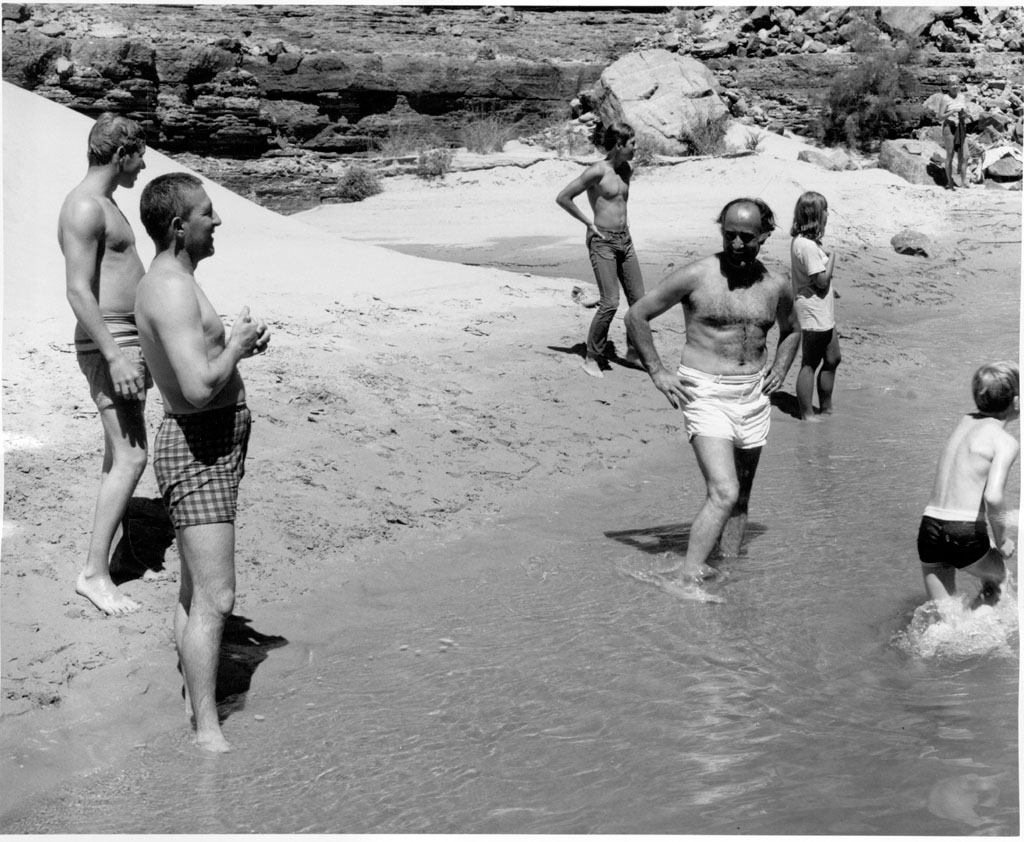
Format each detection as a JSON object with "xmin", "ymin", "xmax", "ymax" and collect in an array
[{"xmin": 1, "ymin": 79, "xmax": 1021, "ymax": 825}]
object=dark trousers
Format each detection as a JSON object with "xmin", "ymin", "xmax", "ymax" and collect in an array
[{"xmin": 585, "ymin": 228, "xmax": 645, "ymax": 359}]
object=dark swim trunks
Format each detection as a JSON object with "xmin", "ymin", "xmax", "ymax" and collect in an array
[
  {"xmin": 153, "ymin": 404, "xmax": 251, "ymax": 529},
  {"xmin": 917, "ymin": 515, "xmax": 991, "ymax": 569}
]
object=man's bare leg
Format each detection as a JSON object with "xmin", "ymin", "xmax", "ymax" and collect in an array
[
  {"xmin": 718, "ymin": 445, "xmax": 762, "ymax": 558},
  {"xmin": 177, "ymin": 522, "xmax": 236, "ymax": 753},
  {"xmin": 174, "ymin": 556, "xmax": 194, "ymax": 719},
  {"xmin": 76, "ymin": 403, "xmax": 147, "ymax": 615},
  {"xmin": 681, "ymin": 436, "xmax": 741, "ymax": 580}
]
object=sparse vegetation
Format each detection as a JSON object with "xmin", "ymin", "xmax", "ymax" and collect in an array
[
  {"xmin": 743, "ymin": 130, "xmax": 764, "ymax": 153},
  {"xmin": 416, "ymin": 147, "xmax": 454, "ymax": 180},
  {"xmin": 682, "ymin": 113, "xmax": 731, "ymax": 156},
  {"xmin": 459, "ymin": 110, "xmax": 518, "ymax": 154},
  {"xmin": 631, "ymin": 133, "xmax": 671, "ymax": 174},
  {"xmin": 376, "ymin": 119, "xmax": 446, "ymax": 159},
  {"xmin": 817, "ymin": 39, "xmax": 921, "ymax": 151},
  {"xmin": 334, "ymin": 164, "xmax": 382, "ymax": 203}
]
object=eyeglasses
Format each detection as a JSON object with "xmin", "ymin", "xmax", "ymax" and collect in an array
[{"xmin": 722, "ymin": 230, "xmax": 760, "ymax": 244}]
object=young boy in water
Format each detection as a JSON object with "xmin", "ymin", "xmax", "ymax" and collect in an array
[{"xmin": 918, "ymin": 361, "xmax": 1019, "ymax": 606}]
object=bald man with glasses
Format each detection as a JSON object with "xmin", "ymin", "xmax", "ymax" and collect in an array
[{"xmin": 625, "ymin": 198, "xmax": 800, "ymax": 585}]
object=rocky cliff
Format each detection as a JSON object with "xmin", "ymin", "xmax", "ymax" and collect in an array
[{"xmin": 4, "ymin": 4, "xmax": 1023, "ymax": 159}]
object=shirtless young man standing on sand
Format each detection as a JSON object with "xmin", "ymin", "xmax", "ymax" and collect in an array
[
  {"xmin": 59, "ymin": 112, "xmax": 149, "ymax": 616},
  {"xmin": 136, "ymin": 173, "xmax": 269, "ymax": 752},
  {"xmin": 625, "ymin": 198, "xmax": 800, "ymax": 583},
  {"xmin": 556, "ymin": 121, "xmax": 645, "ymax": 378}
]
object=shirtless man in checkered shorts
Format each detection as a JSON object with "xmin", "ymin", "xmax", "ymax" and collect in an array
[{"xmin": 135, "ymin": 173, "xmax": 270, "ymax": 752}]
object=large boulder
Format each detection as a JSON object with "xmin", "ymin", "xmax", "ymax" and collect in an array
[
  {"xmin": 878, "ymin": 6, "xmax": 962, "ymax": 37},
  {"xmin": 879, "ymin": 138, "xmax": 945, "ymax": 184},
  {"xmin": 591, "ymin": 50, "xmax": 728, "ymax": 154}
]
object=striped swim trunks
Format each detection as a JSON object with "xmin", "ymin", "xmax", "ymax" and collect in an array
[{"xmin": 153, "ymin": 404, "xmax": 252, "ymax": 529}]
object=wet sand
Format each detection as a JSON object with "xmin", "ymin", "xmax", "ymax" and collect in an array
[{"xmin": 1, "ymin": 80, "xmax": 1021, "ymax": 821}]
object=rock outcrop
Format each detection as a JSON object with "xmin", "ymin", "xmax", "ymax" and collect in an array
[
  {"xmin": 589, "ymin": 50, "xmax": 728, "ymax": 154},
  {"xmin": 4, "ymin": 4, "xmax": 1023, "ymax": 160}
]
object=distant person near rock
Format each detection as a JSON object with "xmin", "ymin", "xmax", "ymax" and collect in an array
[
  {"xmin": 58, "ymin": 112, "xmax": 150, "ymax": 617},
  {"xmin": 556, "ymin": 121, "xmax": 646, "ymax": 379},
  {"xmin": 938, "ymin": 75, "xmax": 969, "ymax": 190}
]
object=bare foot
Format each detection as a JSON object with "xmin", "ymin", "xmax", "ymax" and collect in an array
[
  {"xmin": 679, "ymin": 562, "xmax": 718, "ymax": 582},
  {"xmin": 196, "ymin": 730, "xmax": 232, "ymax": 753},
  {"xmin": 818, "ymin": 406, "xmax": 834, "ymax": 416},
  {"xmin": 581, "ymin": 356, "xmax": 604, "ymax": 378},
  {"xmin": 76, "ymin": 571, "xmax": 140, "ymax": 616},
  {"xmin": 800, "ymin": 414, "xmax": 824, "ymax": 423},
  {"xmin": 653, "ymin": 554, "xmax": 682, "ymax": 575}
]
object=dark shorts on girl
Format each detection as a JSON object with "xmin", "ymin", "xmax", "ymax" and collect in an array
[{"xmin": 154, "ymin": 404, "xmax": 251, "ymax": 529}]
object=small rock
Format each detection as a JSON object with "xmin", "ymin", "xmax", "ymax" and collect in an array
[{"xmin": 891, "ymin": 229, "xmax": 933, "ymax": 258}]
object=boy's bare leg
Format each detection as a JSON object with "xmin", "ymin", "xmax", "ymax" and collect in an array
[
  {"xmin": 964, "ymin": 549, "xmax": 1006, "ymax": 606},
  {"xmin": 922, "ymin": 564, "xmax": 956, "ymax": 602},
  {"xmin": 76, "ymin": 403, "xmax": 148, "ymax": 615},
  {"xmin": 718, "ymin": 445, "xmax": 762, "ymax": 558},
  {"xmin": 176, "ymin": 522, "xmax": 236, "ymax": 753}
]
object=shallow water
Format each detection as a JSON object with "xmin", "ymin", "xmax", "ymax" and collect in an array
[
  {"xmin": 4, "ymin": 378, "xmax": 1018, "ymax": 834},
  {"xmin": 5, "ymin": 226, "xmax": 1018, "ymax": 832}
]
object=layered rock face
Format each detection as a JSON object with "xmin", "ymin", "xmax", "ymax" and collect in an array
[
  {"xmin": 2, "ymin": 4, "xmax": 663, "ymax": 156},
  {"xmin": 4, "ymin": 4, "xmax": 1022, "ymax": 159}
]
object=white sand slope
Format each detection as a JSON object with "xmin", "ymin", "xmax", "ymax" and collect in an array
[{"xmin": 2, "ymin": 81, "xmax": 546, "ymax": 351}]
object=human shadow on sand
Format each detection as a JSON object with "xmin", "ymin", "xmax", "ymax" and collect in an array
[
  {"xmin": 215, "ymin": 615, "xmax": 289, "ymax": 717},
  {"xmin": 110, "ymin": 496, "xmax": 175, "ymax": 584},
  {"xmin": 546, "ymin": 340, "xmax": 645, "ymax": 371}
]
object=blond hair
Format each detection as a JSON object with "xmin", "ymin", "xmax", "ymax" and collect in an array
[{"xmin": 972, "ymin": 361, "xmax": 1019, "ymax": 414}]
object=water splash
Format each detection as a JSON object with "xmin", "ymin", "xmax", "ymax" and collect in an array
[
  {"xmin": 616, "ymin": 555, "xmax": 726, "ymax": 604},
  {"xmin": 893, "ymin": 575, "xmax": 1019, "ymax": 660}
]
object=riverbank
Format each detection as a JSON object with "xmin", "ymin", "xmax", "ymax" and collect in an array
[{"xmin": 1, "ymin": 80, "xmax": 1020, "ymax": 821}]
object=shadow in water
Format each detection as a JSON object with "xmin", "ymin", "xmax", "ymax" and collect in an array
[
  {"xmin": 769, "ymin": 390, "xmax": 801, "ymax": 419},
  {"xmin": 111, "ymin": 496, "xmax": 175, "ymax": 584},
  {"xmin": 216, "ymin": 615, "xmax": 289, "ymax": 717},
  {"xmin": 606, "ymin": 521, "xmax": 767, "ymax": 556}
]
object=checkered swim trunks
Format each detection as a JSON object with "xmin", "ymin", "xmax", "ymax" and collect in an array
[{"xmin": 153, "ymin": 404, "xmax": 252, "ymax": 529}]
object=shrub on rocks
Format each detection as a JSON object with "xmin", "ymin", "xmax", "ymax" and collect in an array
[
  {"xmin": 333, "ymin": 164, "xmax": 382, "ymax": 203},
  {"xmin": 817, "ymin": 41, "xmax": 920, "ymax": 150}
]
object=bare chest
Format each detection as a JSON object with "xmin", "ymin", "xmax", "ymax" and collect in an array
[
  {"xmin": 101, "ymin": 202, "xmax": 138, "ymax": 255},
  {"xmin": 196, "ymin": 287, "xmax": 227, "ymax": 348},
  {"xmin": 590, "ymin": 167, "xmax": 629, "ymax": 202},
  {"xmin": 687, "ymin": 281, "xmax": 777, "ymax": 332}
]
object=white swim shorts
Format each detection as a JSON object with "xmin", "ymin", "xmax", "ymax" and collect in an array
[{"xmin": 677, "ymin": 364, "xmax": 770, "ymax": 449}]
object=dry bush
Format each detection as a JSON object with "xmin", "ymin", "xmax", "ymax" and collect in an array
[
  {"xmin": 416, "ymin": 147, "xmax": 454, "ymax": 180},
  {"xmin": 682, "ymin": 113, "xmax": 731, "ymax": 156},
  {"xmin": 335, "ymin": 164, "xmax": 382, "ymax": 202},
  {"xmin": 460, "ymin": 111, "xmax": 518, "ymax": 154},
  {"xmin": 817, "ymin": 41, "xmax": 921, "ymax": 151}
]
